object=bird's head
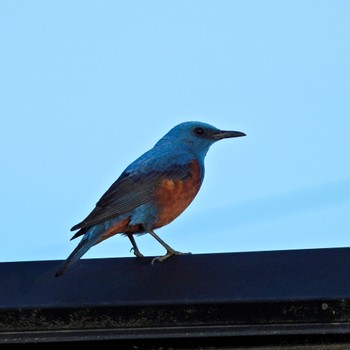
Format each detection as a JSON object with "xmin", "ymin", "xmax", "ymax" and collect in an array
[{"xmin": 157, "ymin": 121, "xmax": 246, "ymax": 158}]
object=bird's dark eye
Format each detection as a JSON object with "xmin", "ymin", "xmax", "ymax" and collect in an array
[{"xmin": 194, "ymin": 127, "xmax": 205, "ymax": 136}]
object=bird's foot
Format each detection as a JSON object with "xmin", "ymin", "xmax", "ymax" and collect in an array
[
  {"xmin": 130, "ymin": 247, "xmax": 144, "ymax": 258},
  {"xmin": 151, "ymin": 249, "xmax": 191, "ymax": 265}
]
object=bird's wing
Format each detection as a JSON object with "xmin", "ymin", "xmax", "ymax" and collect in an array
[{"xmin": 70, "ymin": 161, "xmax": 194, "ymax": 231}]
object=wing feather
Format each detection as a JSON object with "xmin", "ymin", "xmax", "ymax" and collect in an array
[{"xmin": 70, "ymin": 163, "xmax": 193, "ymax": 231}]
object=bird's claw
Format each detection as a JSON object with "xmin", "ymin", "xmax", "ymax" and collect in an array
[
  {"xmin": 151, "ymin": 250, "xmax": 192, "ymax": 265},
  {"xmin": 130, "ymin": 247, "xmax": 144, "ymax": 258}
]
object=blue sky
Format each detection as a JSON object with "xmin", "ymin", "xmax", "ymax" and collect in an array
[{"xmin": 1, "ymin": 0, "xmax": 350, "ymax": 263}]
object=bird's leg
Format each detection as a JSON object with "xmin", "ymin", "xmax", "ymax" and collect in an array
[
  {"xmin": 147, "ymin": 229, "xmax": 191, "ymax": 264},
  {"xmin": 127, "ymin": 234, "xmax": 144, "ymax": 258}
]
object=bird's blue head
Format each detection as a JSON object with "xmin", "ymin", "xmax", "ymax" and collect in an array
[{"xmin": 156, "ymin": 121, "xmax": 246, "ymax": 159}]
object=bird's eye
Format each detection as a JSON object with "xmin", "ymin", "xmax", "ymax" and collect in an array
[{"xmin": 194, "ymin": 127, "xmax": 205, "ymax": 136}]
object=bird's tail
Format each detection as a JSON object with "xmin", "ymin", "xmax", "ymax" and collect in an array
[{"xmin": 55, "ymin": 227, "xmax": 100, "ymax": 277}]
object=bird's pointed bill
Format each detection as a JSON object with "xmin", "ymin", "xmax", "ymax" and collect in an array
[{"xmin": 211, "ymin": 130, "xmax": 246, "ymax": 140}]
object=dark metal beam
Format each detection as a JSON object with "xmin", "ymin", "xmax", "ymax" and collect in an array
[{"xmin": 1, "ymin": 247, "xmax": 350, "ymax": 346}]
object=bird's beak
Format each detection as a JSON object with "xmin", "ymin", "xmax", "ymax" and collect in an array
[{"xmin": 211, "ymin": 130, "xmax": 246, "ymax": 140}]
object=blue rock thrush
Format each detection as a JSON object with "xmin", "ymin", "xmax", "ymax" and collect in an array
[{"xmin": 55, "ymin": 121, "xmax": 245, "ymax": 277}]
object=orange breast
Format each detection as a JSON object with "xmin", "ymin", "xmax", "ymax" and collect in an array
[{"xmin": 153, "ymin": 160, "xmax": 202, "ymax": 228}]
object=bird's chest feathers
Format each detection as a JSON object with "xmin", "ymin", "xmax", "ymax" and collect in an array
[{"xmin": 153, "ymin": 160, "xmax": 202, "ymax": 228}]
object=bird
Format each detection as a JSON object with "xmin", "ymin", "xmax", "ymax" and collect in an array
[{"xmin": 55, "ymin": 121, "xmax": 246, "ymax": 277}]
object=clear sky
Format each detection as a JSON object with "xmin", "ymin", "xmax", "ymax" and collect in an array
[{"xmin": 1, "ymin": 1, "xmax": 350, "ymax": 263}]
